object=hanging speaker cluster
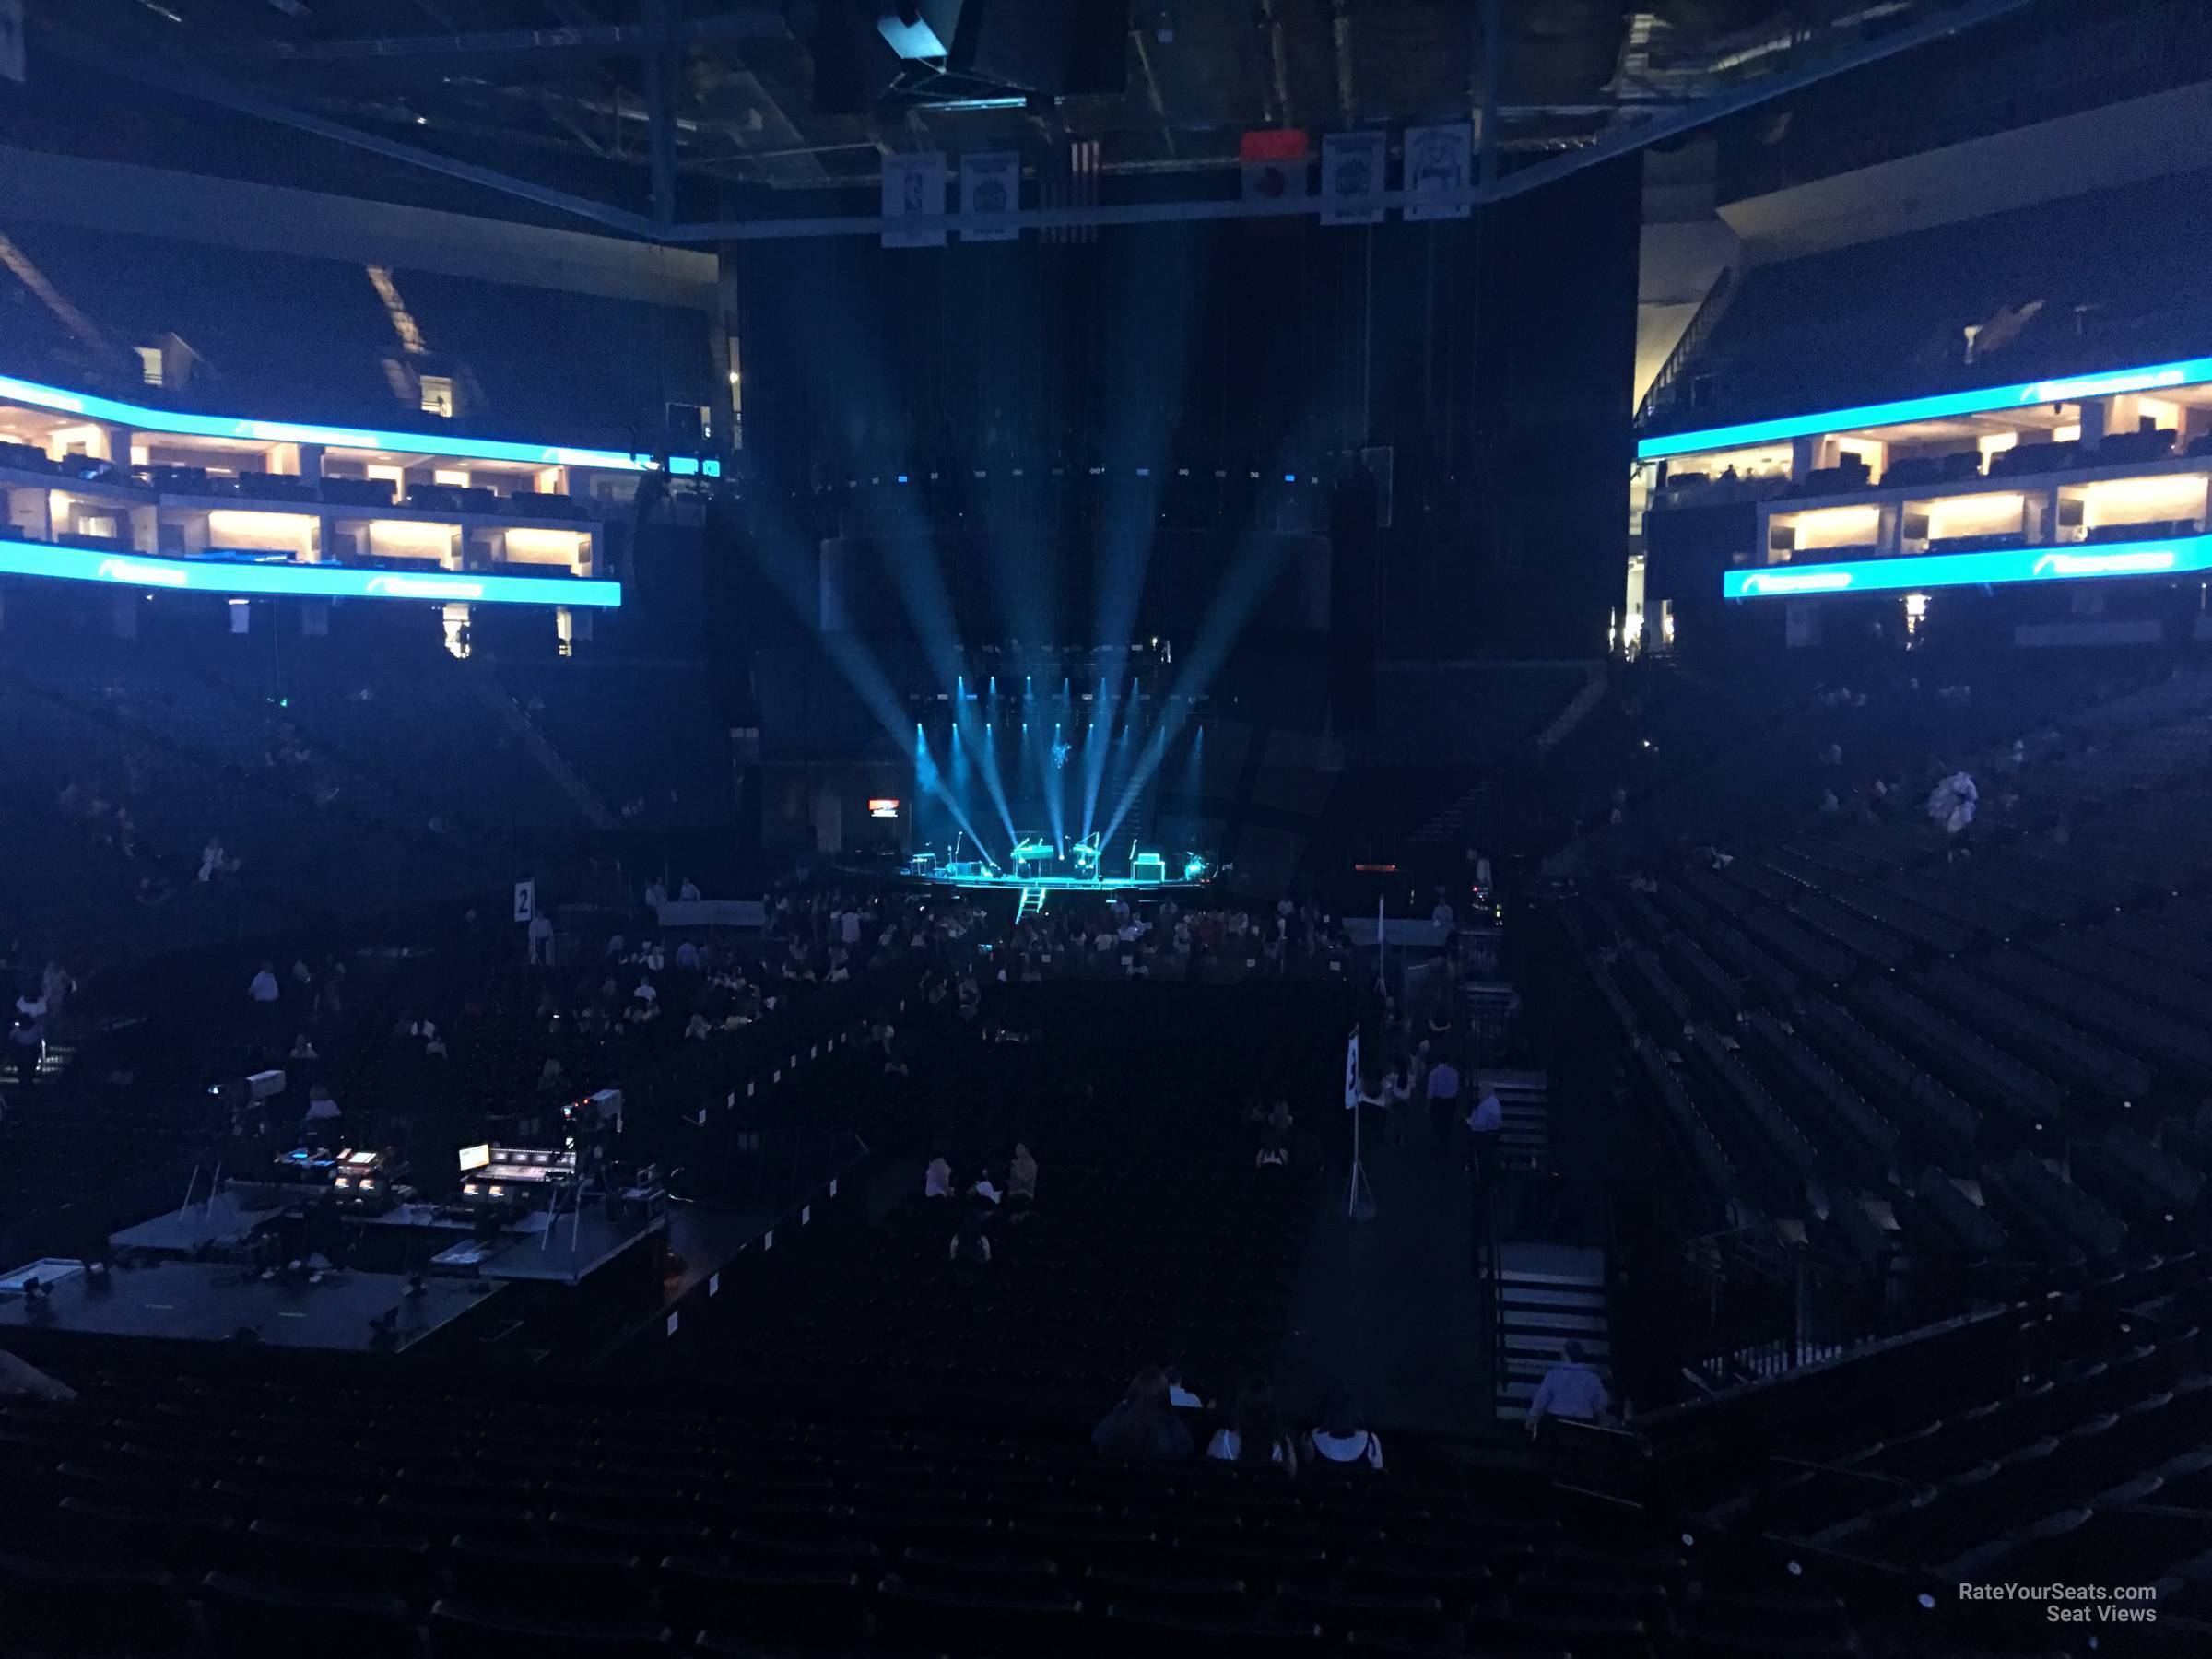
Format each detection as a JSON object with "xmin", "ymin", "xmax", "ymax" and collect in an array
[{"xmin": 810, "ymin": 1, "xmax": 1127, "ymax": 115}]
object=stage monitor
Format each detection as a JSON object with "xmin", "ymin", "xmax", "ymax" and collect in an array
[{"xmin": 458, "ymin": 1142, "xmax": 491, "ymax": 1173}]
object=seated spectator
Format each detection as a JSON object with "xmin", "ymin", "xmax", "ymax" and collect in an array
[
  {"xmin": 1092, "ymin": 1369, "xmax": 1194, "ymax": 1463},
  {"xmin": 643, "ymin": 878, "xmax": 667, "ymax": 909},
  {"xmin": 948, "ymin": 1210, "xmax": 992, "ymax": 1267},
  {"xmin": 684, "ymin": 1012, "xmax": 712, "ymax": 1041},
  {"xmin": 288, "ymin": 1032, "xmax": 320, "ymax": 1064},
  {"xmin": 537, "ymin": 1057, "xmax": 566, "ymax": 1094},
  {"xmin": 677, "ymin": 939, "xmax": 701, "ymax": 971},
  {"xmin": 39, "ymin": 961, "xmax": 71, "ymax": 1023},
  {"xmin": 1164, "ymin": 1366, "xmax": 1205, "ymax": 1410},
  {"xmin": 8, "ymin": 1012, "xmax": 45, "ymax": 1087},
  {"xmin": 679, "ymin": 877, "xmax": 701, "ymax": 901},
  {"xmin": 1306, "ymin": 1386, "xmax": 1384, "ymax": 1470},
  {"xmin": 1208, "ymin": 1378, "xmax": 1298, "ymax": 1471},
  {"xmin": 924, "ymin": 1156, "xmax": 956, "ymax": 1200},
  {"xmin": 1526, "ymin": 1340, "xmax": 1611, "ymax": 1436},
  {"xmin": 971, "ymin": 1170, "xmax": 1003, "ymax": 1206},
  {"xmin": 247, "ymin": 961, "xmax": 280, "ymax": 1005},
  {"xmin": 301, "ymin": 1083, "xmax": 342, "ymax": 1135},
  {"xmin": 1007, "ymin": 1142, "xmax": 1038, "ymax": 1206}
]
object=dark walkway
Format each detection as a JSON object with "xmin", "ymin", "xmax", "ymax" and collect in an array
[{"xmin": 1273, "ymin": 1123, "xmax": 1492, "ymax": 1437}]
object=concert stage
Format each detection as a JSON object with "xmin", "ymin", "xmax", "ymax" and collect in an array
[{"xmin": 906, "ymin": 867, "xmax": 1209, "ymax": 900}]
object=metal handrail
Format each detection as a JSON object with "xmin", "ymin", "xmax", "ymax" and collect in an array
[{"xmin": 1636, "ymin": 263, "xmax": 1739, "ymax": 427}]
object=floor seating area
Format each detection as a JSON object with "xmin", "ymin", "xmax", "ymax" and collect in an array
[
  {"xmin": 698, "ymin": 986, "xmax": 1334, "ymax": 1424},
  {"xmin": 0, "ymin": 1361, "xmax": 1971, "ymax": 1659}
]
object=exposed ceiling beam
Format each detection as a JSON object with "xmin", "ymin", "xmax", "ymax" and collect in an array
[
  {"xmin": 39, "ymin": 0, "xmax": 2032, "ymax": 247},
  {"xmin": 37, "ymin": 16, "xmax": 662, "ymax": 238},
  {"xmin": 1480, "ymin": 0, "xmax": 2033, "ymax": 209},
  {"xmin": 226, "ymin": 7, "xmax": 784, "ymax": 66},
  {"xmin": 1259, "ymin": 0, "xmax": 1292, "ymax": 127},
  {"xmin": 1330, "ymin": 0, "xmax": 1355, "ymax": 124},
  {"xmin": 1130, "ymin": 24, "xmax": 1179, "ymax": 160}
]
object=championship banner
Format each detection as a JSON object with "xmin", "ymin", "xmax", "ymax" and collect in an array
[
  {"xmin": 960, "ymin": 152, "xmax": 1020, "ymax": 242},
  {"xmin": 882, "ymin": 151, "xmax": 948, "ymax": 248},
  {"xmin": 1403, "ymin": 123, "xmax": 1473, "ymax": 221},
  {"xmin": 1320, "ymin": 130, "xmax": 1385, "ymax": 226}
]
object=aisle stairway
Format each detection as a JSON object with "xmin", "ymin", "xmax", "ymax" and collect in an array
[
  {"xmin": 1477, "ymin": 1066, "xmax": 1549, "ymax": 1176},
  {"xmin": 1493, "ymin": 1241, "xmax": 1614, "ymax": 1423}
]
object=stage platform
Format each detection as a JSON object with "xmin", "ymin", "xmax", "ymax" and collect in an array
[
  {"xmin": 111, "ymin": 1190, "xmax": 265, "ymax": 1256},
  {"xmin": 343, "ymin": 1203, "xmax": 669, "ymax": 1287},
  {"xmin": 0, "ymin": 1259, "xmax": 498, "ymax": 1357},
  {"xmin": 899, "ymin": 869, "xmax": 1209, "ymax": 900},
  {"xmin": 111, "ymin": 1185, "xmax": 674, "ymax": 1288}
]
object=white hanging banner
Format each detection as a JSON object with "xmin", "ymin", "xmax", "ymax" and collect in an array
[
  {"xmin": 1403, "ymin": 122, "xmax": 1474, "ymax": 221},
  {"xmin": 0, "ymin": 0, "xmax": 22, "ymax": 85},
  {"xmin": 1320, "ymin": 130, "xmax": 1386, "ymax": 226},
  {"xmin": 1343, "ymin": 1028, "xmax": 1362, "ymax": 1112},
  {"xmin": 959, "ymin": 152, "xmax": 1021, "ymax": 242},
  {"xmin": 882, "ymin": 151, "xmax": 948, "ymax": 248}
]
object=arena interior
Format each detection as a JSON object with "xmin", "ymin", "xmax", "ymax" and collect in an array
[{"xmin": 4, "ymin": 1, "xmax": 2212, "ymax": 1654}]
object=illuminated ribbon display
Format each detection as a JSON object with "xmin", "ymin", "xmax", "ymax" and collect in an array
[
  {"xmin": 1723, "ymin": 533, "xmax": 2212, "ymax": 601},
  {"xmin": 1641, "ymin": 352, "xmax": 2212, "ymax": 462},
  {"xmin": 0, "ymin": 541, "xmax": 621, "ymax": 606},
  {"xmin": 0, "ymin": 371, "xmax": 663, "ymax": 473}
]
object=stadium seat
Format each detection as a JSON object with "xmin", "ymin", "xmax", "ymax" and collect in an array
[
  {"xmin": 200, "ymin": 1571, "xmax": 418, "ymax": 1659},
  {"xmin": 0, "ymin": 1550, "xmax": 191, "ymax": 1654},
  {"xmin": 429, "ymin": 1600, "xmax": 675, "ymax": 1659}
]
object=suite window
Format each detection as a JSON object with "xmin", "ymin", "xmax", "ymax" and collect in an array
[
  {"xmin": 135, "ymin": 346, "xmax": 164, "ymax": 388},
  {"xmin": 419, "ymin": 375, "xmax": 456, "ymax": 418}
]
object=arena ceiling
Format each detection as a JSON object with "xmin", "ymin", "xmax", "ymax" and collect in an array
[{"xmin": 17, "ymin": 0, "xmax": 2029, "ymax": 236}]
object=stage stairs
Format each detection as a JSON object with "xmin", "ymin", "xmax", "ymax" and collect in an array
[
  {"xmin": 1016, "ymin": 886, "xmax": 1048, "ymax": 923},
  {"xmin": 1477, "ymin": 1067, "xmax": 1549, "ymax": 1174}
]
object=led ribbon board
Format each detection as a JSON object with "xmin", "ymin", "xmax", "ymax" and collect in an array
[
  {"xmin": 1723, "ymin": 534, "xmax": 2212, "ymax": 601},
  {"xmin": 0, "ymin": 372, "xmax": 656, "ymax": 473},
  {"xmin": 0, "ymin": 542, "xmax": 622, "ymax": 607},
  {"xmin": 1641, "ymin": 353, "xmax": 2212, "ymax": 462}
]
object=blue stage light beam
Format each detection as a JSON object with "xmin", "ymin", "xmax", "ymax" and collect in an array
[
  {"xmin": 914, "ymin": 724, "xmax": 982, "ymax": 853},
  {"xmin": 1097, "ymin": 675, "xmax": 1146, "ymax": 841},
  {"xmin": 1046, "ymin": 719, "xmax": 1067, "ymax": 853},
  {"xmin": 739, "ymin": 491, "xmax": 983, "ymax": 853},
  {"xmin": 1090, "ymin": 230, "xmax": 1207, "ymax": 676},
  {"xmin": 1102, "ymin": 499, "xmax": 1300, "ymax": 845},
  {"xmin": 1079, "ymin": 674, "xmax": 1115, "ymax": 841},
  {"xmin": 972, "ymin": 710, "xmax": 1018, "ymax": 853}
]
